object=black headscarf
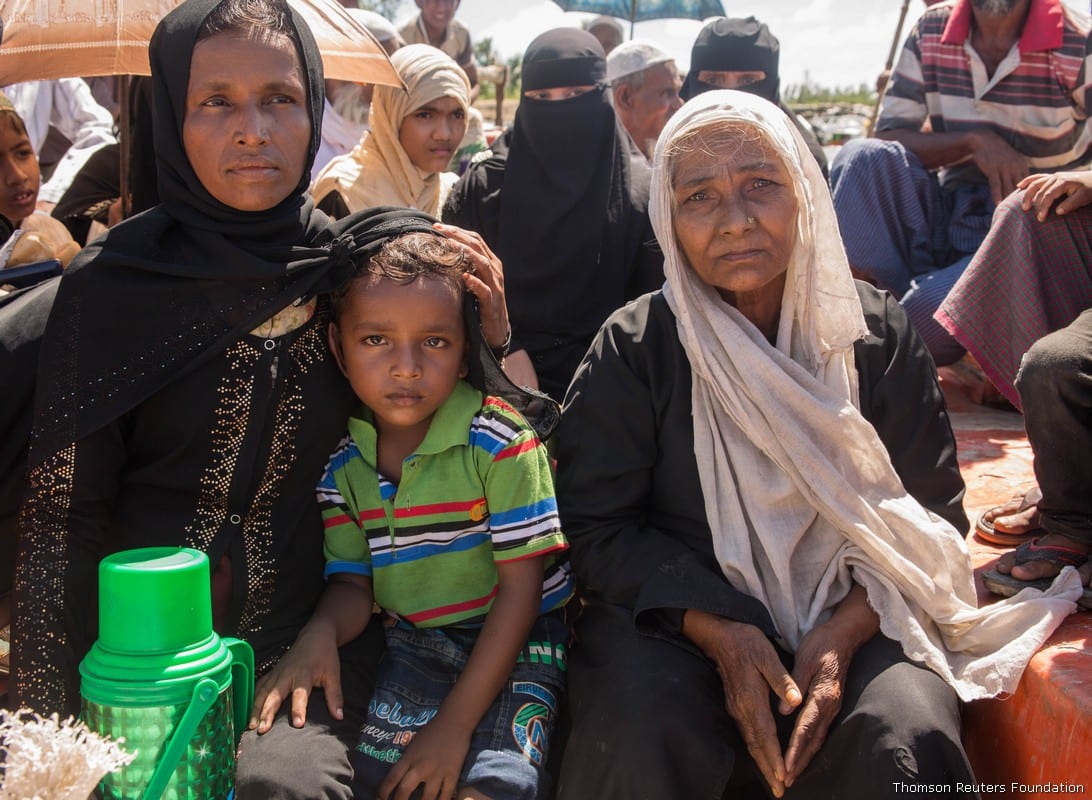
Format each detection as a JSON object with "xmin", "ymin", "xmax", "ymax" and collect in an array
[
  {"xmin": 679, "ymin": 16, "xmax": 831, "ymax": 181},
  {"xmin": 31, "ymin": 0, "xmax": 356, "ymax": 461},
  {"xmin": 327, "ymin": 207, "xmax": 561, "ymax": 441},
  {"xmin": 681, "ymin": 17, "xmax": 781, "ymax": 102},
  {"xmin": 496, "ymin": 28, "xmax": 635, "ymax": 351}
]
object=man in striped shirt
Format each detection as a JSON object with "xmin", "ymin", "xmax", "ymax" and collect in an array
[{"xmin": 830, "ymin": 0, "xmax": 1092, "ymax": 366}]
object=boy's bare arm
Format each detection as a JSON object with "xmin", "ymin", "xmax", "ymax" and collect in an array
[
  {"xmin": 378, "ymin": 556, "xmax": 545, "ymax": 800},
  {"xmin": 464, "ymin": 61, "xmax": 480, "ymax": 101},
  {"xmin": 251, "ymin": 574, "xmax": 374, "ymax": 732},
  {"xmin": 1018, "ymin": 170, "xmax": 1092, "ymax": 220}
]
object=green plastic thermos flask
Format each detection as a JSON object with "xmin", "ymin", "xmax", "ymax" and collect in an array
[{"xmin": 79, "ymin": 547, "xmax": 254, "ymax": 800}]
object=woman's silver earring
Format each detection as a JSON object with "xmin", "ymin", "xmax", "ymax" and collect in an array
[{"xmin": 746, "ymin": 216, "xmax": 756, "ymax": 225}]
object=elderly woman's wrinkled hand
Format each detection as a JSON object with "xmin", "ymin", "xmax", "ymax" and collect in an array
[
  {"xmin": 780, "ymin": 625, "xmax": 853, "ymax": 787},
  {"xmin": 432, "ymin": 223, "xmax": 511, "ymax": 351},
  {"xmin": 682, "ymin": 610, "xmax": 801, "ymax": 798},
  {"xmin": 782, "ymin": 585, "xmax": 879, "ymax": 787}
]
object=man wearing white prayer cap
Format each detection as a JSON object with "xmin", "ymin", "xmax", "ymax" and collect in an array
[{"xmin": 607, "ymin": 40, "xmax": 682, "ymax": 161}]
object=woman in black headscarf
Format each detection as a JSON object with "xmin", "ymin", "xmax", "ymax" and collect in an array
[
  {"xmin": 443, "ymin": 28, "xmax": 663, "ymax": 402},
  {"xmin": 682, "ymin": 16, "xmax": 830, "ymax": 181},
  {"xmin": 8, "ymin": 0, "xmax": 509, "ymax": 794}
]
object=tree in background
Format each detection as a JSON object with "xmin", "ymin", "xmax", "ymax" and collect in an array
[
  {"xmin": 474, "ymin": 36, "xmax": 499, "ymax": 67},
  {"xmin": 783, "ymin": 81, "xmax": 875, "ymax": 106},
  {"xmin": 472, "ymin": 36, "xmax": 523, "ymax": 100}
]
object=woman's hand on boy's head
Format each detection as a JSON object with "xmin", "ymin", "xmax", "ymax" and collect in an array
[{"xmin": 432, "ymin": 223, "xmax": 510, "ymax": 349}]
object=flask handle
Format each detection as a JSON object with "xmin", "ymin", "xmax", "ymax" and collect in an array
[
  {"xmin": 141, "ymin": 676, "xmax": 219, "ymax": 800},
  {"xmin": 225, "ymin": 637, "xmax": 254, "ymax": 745}
]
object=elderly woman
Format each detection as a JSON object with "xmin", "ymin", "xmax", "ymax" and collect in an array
[{"xmin": 554, "ymin": 91, "xmax": 1082, "ymax": 799}]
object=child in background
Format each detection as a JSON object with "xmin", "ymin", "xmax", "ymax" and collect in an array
[
  {"xmin": 0, "ymin": 93, "xmax": 39, "ymax": 230},
  {"xmin": 399, "ymin": 0, "xmax": 479, "ymax": 101},
  {"xmin": 311, "ymin": 45, "xmax": 470, "ymax": 219},
  {"xmin": 0, "ymin": 92, "xmax": 79, "ymax": 288},
  {"xmin": 252, "ymin": 210, "xmax": 572, "ymax": 800}
]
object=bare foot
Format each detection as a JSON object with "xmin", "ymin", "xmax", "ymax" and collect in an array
[
  {"xmin": 997, "ymin": 532, "xmax": 1092, "ymax": 585},
  {"xmin": 982, "ymin": 485, "xmax": 1043, "ymax": 535}
]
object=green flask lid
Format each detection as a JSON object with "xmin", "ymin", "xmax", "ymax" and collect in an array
[{"xmin": 98, "ymin": 547, "xmax": 213, "ymax": 655}]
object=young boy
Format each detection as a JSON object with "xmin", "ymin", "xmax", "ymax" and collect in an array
[
  {"xmin": 399, "ymin": 0, "xmax": 480, "ymax": 101},
  {"xmin": 0, "ymin": 92, "xmax": 79, "ymax": 278},
  {"xmin": 254, "ymin": 224, "xmax": 571, "ymax": 800}
]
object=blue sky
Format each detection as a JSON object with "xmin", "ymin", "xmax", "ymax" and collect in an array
[{"xmin": 391, "ymin": 0, "xmax": 1090, "ymax": 88}]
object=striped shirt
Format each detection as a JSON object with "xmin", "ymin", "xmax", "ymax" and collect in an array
[
  {"xmin": 880, "ymin": 0, "xmax": 1092, "ymax": 183},
  {"xmin": 319, "ymin": 380, "xmax": 572, "ymax": 628}
]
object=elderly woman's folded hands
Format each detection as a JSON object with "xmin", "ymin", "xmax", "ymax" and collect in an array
[
  {"xmin": 681, "ymin": 584, "xmax": 879, "ymax": 798},
  {"xmin": 781, "ymin": 585, "xmax": 879, "ymax": 787},
  {"xmin": 681, "ymin": 609, "xmax": 799, "ymax": 797}
]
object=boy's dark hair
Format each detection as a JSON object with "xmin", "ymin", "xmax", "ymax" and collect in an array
[
  {"xmin": 197, "ymin": 0, "xmax": 296, "ymax": 44},
  {"xmin": 331, "ymin": 232, "xmax": 469, "ymax": 321}
]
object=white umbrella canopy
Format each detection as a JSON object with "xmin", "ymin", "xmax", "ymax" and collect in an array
[{"xmin": 0, "ymin": 0, "xmax": 402, "ymax": 86}]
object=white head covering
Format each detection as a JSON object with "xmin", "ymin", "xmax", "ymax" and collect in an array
[
  {"xmin": 653, "ymin": 89, "xmax": 1083, "ymax": 701},
  {"xmin": 347, "ymin": 8, "xmax": 404, "ymax": 46},
  {"xmin": 607, "ymin": 40, "xmax": 674, "ymax": 84},
  {"xmin": 310, "ymin": 44, "xmax": 470, "ymax": 216}
]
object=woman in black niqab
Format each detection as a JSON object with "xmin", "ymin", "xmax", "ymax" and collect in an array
[
  {"xmin": 10, "ymin": 1, "xmax": 387, "ymax": 792},
  {"xmin": 443, "ymin": 28, "xmax": 663, "ymax": 402},
  {"xmin": 680, "ymin": 16, "xmax": 830, "ymax": 181}
]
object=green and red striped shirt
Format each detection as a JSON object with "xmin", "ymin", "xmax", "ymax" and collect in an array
[{"xmin": 319, "ymin": 380, "xmax": 571, "ymax": 628}]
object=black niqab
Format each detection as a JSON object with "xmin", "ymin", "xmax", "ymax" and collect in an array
[
  {"xmin": 679, "ymin": 16, "xmax": 831, "ymax": 181},
  {"xmin": 31, "ymin": 0, "xmax": 353, "ymax": 461},
  {"xmin": 681, "ymin": 17, "xmax": 781, "ymax": 102},
  {"xmin": 496, "ymin": 28, "xmax": 633, "ymax": 348}
]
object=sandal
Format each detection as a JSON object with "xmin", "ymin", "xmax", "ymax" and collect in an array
[
  {"xmin": 1013, "ymin": 537, "xmax": 1089, "ymax": 568},
  {"xmin": 974, "ymin": 487, "xmax": 1044, "ymax": 546},
  {"xmin": 982, "ymin": 570, "xmax": 1092, "ymax": 610},
  {"xmin": 982, "ymin": 537, "xmax": 1091, "ymax": 610}
]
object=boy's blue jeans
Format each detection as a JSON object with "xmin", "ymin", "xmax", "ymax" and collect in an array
[{"xmin": 350, "ymin": 611, "xmax": 569, "ymax": 800}]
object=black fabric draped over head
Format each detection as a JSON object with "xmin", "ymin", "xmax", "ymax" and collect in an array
[
  {"xmin": 496, "ymin": 28, "xmax": 639, "ymax": 353},
  {"xmin": 681, "ymin": 17, "xmax": 781, "ymax": 102},
  {"xmin": 328, "ymin": 207, "xmax": 561, "ymax": 441},
  {"xmin": 30, "ymin": 0, "xmax": 356, "ymax": 461},
  {"xmin": 679, "ymin": 16, "xmax": 831, "ymax": 181}
]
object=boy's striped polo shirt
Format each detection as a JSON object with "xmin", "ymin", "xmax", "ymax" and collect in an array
[{"xmin": 319, "ymin": 380, "xmax": 572, "ymax": 628}]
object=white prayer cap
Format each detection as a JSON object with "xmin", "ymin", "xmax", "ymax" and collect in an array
[{"xmin": 606, "ymin": 40, "xmax": 674, "ymax": 84}]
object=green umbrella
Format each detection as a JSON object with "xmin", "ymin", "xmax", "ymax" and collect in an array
[{"xmin": 551, "ymin": 0, "xmax": 725, "ymax": 38}]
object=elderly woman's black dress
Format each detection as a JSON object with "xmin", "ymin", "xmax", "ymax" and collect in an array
[
  {"xmin": 555, "ymin": 285, "xmax": 976, "ymax": 799},
  {"xmin": 9, "ymin": 0, "xmax": 381, "ymax": 796}
]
